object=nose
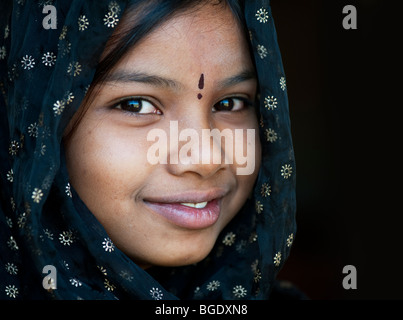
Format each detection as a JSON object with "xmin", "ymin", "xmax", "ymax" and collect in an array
[{"xmin": 166, "ymin": 119, "xmax": 230, "ymax": 179}]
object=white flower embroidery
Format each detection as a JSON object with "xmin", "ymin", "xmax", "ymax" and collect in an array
[
  {"xmin": 280, "ymin": 76, "xmax": 287, "ymax": 91},
  {"xmin": 78, "ymin": 15, "xmax": 89, "ymax": 31},
  {"xmin": 67, "ymin": 61, "xmax": 82, "ymax": 77},
  {"xmin": 222, "ymin": 232, "xmax": 236, "ymax": 246},
  {"xmin": 59, "ymin": 230, "xmax": 74, "ymax": 246},
  {"xmin": 104, "ymin": 11, "xmax": 119, "ymax": 28},
  {"xmin": 17, "ymin": 212, "xmax": 27, "ymax": 228},
  {"xmin": 6, "ymin": 169, "xmax": 13, "ymax": 183},
  {"xmin": 28, "ymin": 122, "xmax": 39, "ymax": 138},
  {"xmin": 265, "ymin": 128, "xmax": 278, "ymax": 143},
  {"xmin": 264, "ymin": 95, "xmax": 278, "ymax": 110},
  {"xmin": 233, "ymin": 285, "xmax": 247, "ymax": 298},
  {"xmin": 70, "ymin": 278, "xmax": 83, "ymax": 287},
  {"xmin": 104, "ymin": 279, "xmax": 116, "ymax": 291},
  {"xmin": 260, "ymin": 182, "xmax": 271, "ymax": 197},
  {"xmin": 9, "ymin": 140, "xmax": 20, "ymax": 156},
  {"xmin": 254, "ymin": 269, "xmax": 262, "ymax": 283},
  {"xmin": 207, "ymin": 280, "xmax": 220, "ymax": 291},
  {"xmin": 150, "ymin": 287, "xmax": 163, "ymax": 300},
  {"xmin": 102, "ymin": 237, "xmax": 115, "ymax": 252},
  {"xmin": 255, "ymin": 200, "xmax": 263, "ymax": 214},
  {"xmin": 53, "ymin": 100, "xmax": 65, "ymax": 116},
  {"xmin": 7, "ymin": 236, "xmax": 19, "ymax": 251},
  {"xmin": 43, "ymin": 228, "xmax": 54, "ymax": 240},
  {"xmin": 32, "ymin": 188, "xmax": 43, "ymax": 203},
  {"xmin": 5, "ymin": 285, "xmax": 19, "ymax": 298},
  {"xmin": 5, "ymin": 263, "xmax": 18, "ymax": 275},
  {"xmin": 41, "ymin": 52, "xmax": 56, "ymax": 67},
  {"xmin": 273, "ymin": 251, "xmax": 282, "ymax": 267},
  {"xmin": 108, "ymin": 1, "xmax": 121, "ymax": 15},
  {"xmin": 281, "ymin": 164, "xmax": 293, "ymax": 179},
  {"xmin": 21, "ymin": 55, "xmax": 35, "ymax": 70},
  {"xmin": 257, "ymin": 44, "xmax": 267, "ymax": 59},
  {"xmin": 287, "ymin": 233, "xmax": 294, "ymax": 247},
  {"xmin": 255, "ymin": 8, "xmax": 269, "ymax": 23},
  {"xmin": 65, "ymin": 182, "xmax": 72, "ymax": 198}
]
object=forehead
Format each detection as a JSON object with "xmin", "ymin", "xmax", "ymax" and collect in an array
[{"xmin": 113, "ymin": 3, "xmax": 251, "ymax": 79}]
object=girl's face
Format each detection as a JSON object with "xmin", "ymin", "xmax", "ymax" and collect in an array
[{"xmin": 65, "ymin": 3, "xmax": 261, "ymax": 268}]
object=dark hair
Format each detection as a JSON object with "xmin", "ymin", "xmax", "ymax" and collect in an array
[{"xmin": 64, "ymin": 0, "xmax": 247, "ymax": 140}]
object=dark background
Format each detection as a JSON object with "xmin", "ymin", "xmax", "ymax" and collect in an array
[{"xmin": 271, "ymin": 0, "xmax": 402, "ymax": 299}]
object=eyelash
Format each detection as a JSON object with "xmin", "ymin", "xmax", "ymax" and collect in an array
[{"xmin": 112, "ymin": 96, "xmax": 254, "ymax": 116}]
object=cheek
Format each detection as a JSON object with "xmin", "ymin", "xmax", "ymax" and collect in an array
[{"xmin": 65, "ymin": 120, "xmax": 150, "ymax": 211}]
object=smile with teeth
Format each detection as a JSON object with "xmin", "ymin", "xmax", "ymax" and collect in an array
[{"xmin": 180, "ymin": 201, "xmax": 208, "ymax": 209}]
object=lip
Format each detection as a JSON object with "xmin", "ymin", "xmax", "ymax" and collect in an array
[{"xmin": 143, "ymin": 189, "xmax": 227, "ymax": 229}]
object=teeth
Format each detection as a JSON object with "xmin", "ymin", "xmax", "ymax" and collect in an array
[{"xmin": 180, "ymin": 201, "xmax": 208, "ymax": 209}]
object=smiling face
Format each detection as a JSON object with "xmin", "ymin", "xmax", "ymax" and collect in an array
[{"xmin": 64, "ymin": 2, "xmax": 261, "ymax": 268}]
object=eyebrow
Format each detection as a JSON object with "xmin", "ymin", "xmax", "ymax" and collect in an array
[{"xmin": 104, "ymin": 69, "xmax": 256, "ymax": 90}]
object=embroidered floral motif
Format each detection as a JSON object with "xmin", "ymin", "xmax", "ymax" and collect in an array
[
  {"xmin": 53, "ymin": 100, "xmax": 65, "ymax": 116},
  {"xmin": 255, "ymin": 8, "xmax": 269, "ymax": 23},
  {"xmin": 5, "ymin": 285, "xmax": 19, "ymax": 298},
  {"xmin": 273, "ymin": 252, "xmax": 282, "ymax": 267},
  {"xmin": 108, "ymin": 1, "xmax": 121, "ymax": 15},
  {"xmin": 65, "ymin": 182, "xmax": 72, "ymax": 198},
  {"xmin": 281, "ymin": 164, "xmax": 293, "ymax": 179},
  {"xmin": 41, "ymin": 52, "xmax": 56, "ymax": 67},
  {"xmin": 67, "ymin": 61, "xmax": 82, "ymax": 77},
  {"xmin": 78, "ymin": 15, "xmax": 89, "ymax": 31},
  {"xmin": 7, "ymin": 236, "xmax": 19, "ymax": 251},
  {"xmin": 5, "ymin": 263, "xmax": 18, "ymax": 275},
  {"xmin": 70, "ymin": 278, "xmax": 83, "ymax": 287},
  {"xmin": 150, "ymin": 287, "xmax": 163, "ymax": 300},
  {"xmin": 260, "ymin": 182, "xmax": 271, "ymax": 197},
  {"xmin": 9, "ymin": 140, "xmax": 20, "ymax": 156},
  {"xmin": 59, "ymin": 25, "xmax": 67, "ymax": 40},
  {"xmin": 253, "ymin": 269, "xmax": 262, "ymax": 283},
  {"xmin": 21, "ymin": 55, "xmax": 35, "ymax": 70},
  {"xmin": 264, "ymin": 95, "xmax": 278, "ymax": 110},
  {"xmin": 59, "ymin": 230, "xmax": 74, "ymax": 246},
  {"xmin": 32, "ymin": 188, "xmax": 44, "ymax": 203},
  {"xmin": 265, "ymin": 128, "xmax": 278, "ymax": 143},
  {"xmin": 255, "ymin": 200, "xmax": 263, "ymax": 214},
  {"xmin": 286, "ymin": 233, "xmax": 294, "ymax": 247},
  {"xmin": 232, "ymin": 285, "xmax": 247, "ymax": 298},
  {"xmin": 6, "ymin": 169, "xmax": 13, "ymax": 183},
  {"xmin": 257, "ymin": 44, "xmax": 267, "ymax": 59},
  {"xmin": 28, "ymin": 122, "xmax": 39, "ymax": 138},
  {"xmin": 222, "ymin": 232, "xmax": 236, "ymax": 246},
  {"xmin": 280, "ymin": 76, "xmax": 286, "ymax": 91},
  {"xmin": 104, "ymin": 278, "xmax": 116, "ymax": 291},
  {"xmin": 104, "ymin": 11, "xmax": 119, "ymax": 28},
  {"xmin": 207, "ymin": 280, "xmax": 220, "ymax": 291},
  {"xmin": 97, "ymin": 265, "xmax": 108, "ymax": 276},
  {"xmin": 102, "ymin": 237, "xmax": 115, "ymax": 252}
]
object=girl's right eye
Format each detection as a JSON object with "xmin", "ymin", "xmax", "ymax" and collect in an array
[{"xmin": 114, "ymin": 98, "xmax": 162, "ymax": 115}]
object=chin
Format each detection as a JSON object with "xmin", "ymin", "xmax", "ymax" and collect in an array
[{"xmin": 134, "ymin": 234, "xmax": 218, "ymax": 268}]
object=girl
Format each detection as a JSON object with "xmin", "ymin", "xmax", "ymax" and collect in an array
[{"xmin": 0, "ymin": 0, "xmax": 296, "ymax": 299}]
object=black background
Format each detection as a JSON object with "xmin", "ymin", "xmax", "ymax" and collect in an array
[{"xmin": 272, "ymin": 0, "xmax": 402, "ymax": 299}]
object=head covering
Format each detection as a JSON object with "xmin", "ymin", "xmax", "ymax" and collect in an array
[{"xmin": 0, "ymin": 0, "xmax": 296, "ymax": 299}]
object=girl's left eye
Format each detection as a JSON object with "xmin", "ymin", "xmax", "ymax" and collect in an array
[
  {"xmin": 212, "ymin": 97, "xmax": 251, "ymax": 112},
  {"xmin": 114, "ymin": 98, "xmax": 162, "ymax": 115}
]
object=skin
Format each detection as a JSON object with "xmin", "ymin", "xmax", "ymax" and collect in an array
[{"xmin": 64, "ymin": 2, "xmax": 261, "ymax": 268}]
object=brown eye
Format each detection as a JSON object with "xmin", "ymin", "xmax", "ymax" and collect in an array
[
  {"xmin": 119, "ymin": 99, "xmax": 142, "ymax": 112},
  {"xmin": 214, "ymin": 98, "xmax": 234, "ymax": 111},
  {"xmin": 212, "ymin": 98, "xmax": 248, "ymax": 112},
  {"xmin": 115, "ymin": 98, "xmax": 161, "ymax": 114}
]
